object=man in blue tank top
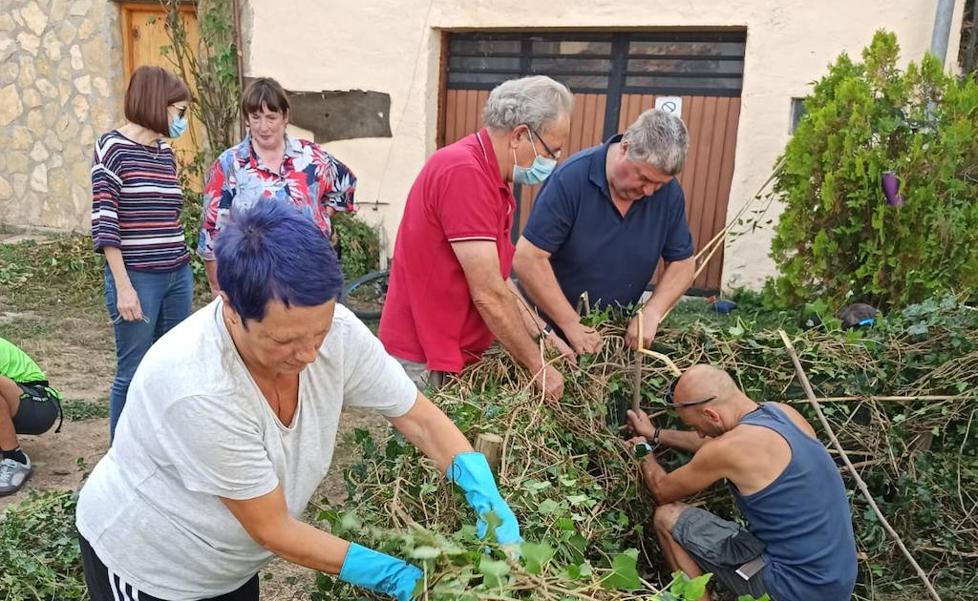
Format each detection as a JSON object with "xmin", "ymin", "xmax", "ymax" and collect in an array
[{"xmin": 626, "ymin": 364, "xmax": 857, "ymax": 601}]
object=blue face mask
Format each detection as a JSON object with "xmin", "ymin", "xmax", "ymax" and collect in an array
[
  {"xmin": 169, "ymin": 115, "xmax": 188, "ymax": 138},
  {"xmin": 512, "ymin": 130, "xmax": 557, "ymax": 185}
]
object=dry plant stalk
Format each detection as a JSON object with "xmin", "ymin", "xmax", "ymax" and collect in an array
[
  {"xmin": 340, "ymin": 314, "xmax": 977, "ymax": 599},
  {"xmin": 778, "ymin": 330, "xmax": 943, "ymax": 601}
]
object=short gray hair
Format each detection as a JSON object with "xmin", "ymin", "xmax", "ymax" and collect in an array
[
  {"xmin": 482, "ymin": 76, "xmax": 574, "ymax": 134},
  {"xmin": 622, "ymin": 109, "xmax": 689, "ymax": 175}
]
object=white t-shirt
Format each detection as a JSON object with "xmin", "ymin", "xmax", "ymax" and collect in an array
[{"xmin": 76, "ymin": 300, "xmax": 417, "ymax": 600}]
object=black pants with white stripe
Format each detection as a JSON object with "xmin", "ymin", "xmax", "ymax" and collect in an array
[{"xmin": 79, "ymin": 533, "xmax": 260, "ymax": 601}]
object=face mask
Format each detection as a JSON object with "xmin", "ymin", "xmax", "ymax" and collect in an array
[
  {"xmin": 169, "ymin": 115, "xmax": 188, "ymax": 138},
  {"xmin": 512, "ymin": 131, "xmax": 557, "ymax": 185}
]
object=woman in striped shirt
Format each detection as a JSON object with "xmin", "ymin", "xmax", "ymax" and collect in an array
[{"xmin": 91, "ymin": 66, "xmax": 194, "ymax": 440}]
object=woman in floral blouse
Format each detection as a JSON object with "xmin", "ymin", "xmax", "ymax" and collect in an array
[{"xmin": 198, "ymin": 77, "xmax": 357, "ymax": 297}]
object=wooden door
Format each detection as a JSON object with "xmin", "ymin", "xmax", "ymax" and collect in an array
[
  {"xmin": 121, "ymin": 3, "xmax": 203, "ymax": 168},
  {"xmin": 617, "ymin": 95, "xmax": 741, "ymax": 290}
]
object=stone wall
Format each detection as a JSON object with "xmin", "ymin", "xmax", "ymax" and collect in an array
[{"xmin": 0, "ymin": 0, "xmax": 124, "ymax": 231}]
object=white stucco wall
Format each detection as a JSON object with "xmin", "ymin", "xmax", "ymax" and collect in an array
[{"xmin": 243, "ymin": 0, "xmax": 965, "ymax": 290}]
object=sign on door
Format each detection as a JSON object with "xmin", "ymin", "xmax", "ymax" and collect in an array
[{"xmin": 655, "ymin": 96, "xmax": 683, "ymax": 116}]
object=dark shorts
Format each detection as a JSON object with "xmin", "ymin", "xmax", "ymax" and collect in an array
[
  {"xmin": 673, "ymin": 506, "xmax": 770, "ymax": 598},
  {"xmin": 79, "ymin": 533, "xmax": 259, "ymax": 601},
  {"xmin": 13, "ymin": 383, "xmax": 60, "ymax": 435},
  {"xmin": 395, "ymin": 357, "xmax": 446, "ymax": 391}
]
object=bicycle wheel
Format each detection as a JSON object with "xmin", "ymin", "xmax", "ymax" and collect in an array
[{"xmin": 342, "ymin": 270, "xmax": 389, "ymax": 320}]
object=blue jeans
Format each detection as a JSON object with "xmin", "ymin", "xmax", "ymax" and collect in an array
[{"xmin": 104, "ymin": 263, "xmax": 193, "ymax": 440}]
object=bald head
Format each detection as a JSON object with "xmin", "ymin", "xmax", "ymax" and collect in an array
[
  {"xmin": 670, "ymin": 364, "xmax": 757, "ymax": 437},
  {"xmin": 673, "ymin": 364, "xmax": 741, "ymax": 407}
]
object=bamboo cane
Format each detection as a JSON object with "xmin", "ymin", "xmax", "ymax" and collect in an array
[
  {"xmin": 778, "ymin": 330, "xmax": 942, "ymax": 601},
  {"xmin": 637, "ymin": 348, "xmax": 682, "ymax": 376},
  {"xmin": 632, "ymin": 308, "xmax": 644, "ymax": 413},
  {"xmin": 656, "ymin": 158, "xmax": 785, "ymax": 323},
  {"xmin": 786, "ymin": 394, "xmax": 968, "ymax": 404}
]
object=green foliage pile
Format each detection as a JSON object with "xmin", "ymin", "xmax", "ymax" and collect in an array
[
  {"xmin": 0, "ymin": 491, "xmax": 87, "ymax": 600},
  {"xmin": 0, "ymin": 235, "xmax": 103, "ymax": 306},
  {"xmin": 1, "ymin": 297, "xmax": 972, "ymax": 600},
  {"xmin": 768, "ymin": 30, "xmax": 978, "ymax": 309},
  {"xmin": 321, "ymin": 297, "xmax": 978, "ymax": 599},
  {"xmin": 316, "ymin": 513, "xmax": 744, "ymax": 601},
  {"xmin": 0, "ymin": 210, "xmax": 381, "ymax": 307}
]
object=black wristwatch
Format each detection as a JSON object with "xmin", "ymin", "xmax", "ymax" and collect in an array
[{"xmin": 634, "ymin": 441, "xmax": 653, "ymax": 459}]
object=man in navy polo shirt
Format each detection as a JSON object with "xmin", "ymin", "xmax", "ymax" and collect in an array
[{"xmin": 513, "ymin": 109, "xmax": 695, "ymax": 354}]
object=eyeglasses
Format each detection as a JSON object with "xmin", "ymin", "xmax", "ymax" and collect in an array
[
  {"xmin": 664, "ymin": 378, "xmax": 716, "ymax": 409},
  {"xmin": 528, "ymin": 126, "xmax": 561, "ymax": 160},
  {"xmin": 171, "ymin": 104, "xmax": 188, "ymax": 119}
]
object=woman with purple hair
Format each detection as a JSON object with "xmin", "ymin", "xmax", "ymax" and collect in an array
[{"xmin": 75, "ymin": 202, "xmax": 520, "ymax": 601}]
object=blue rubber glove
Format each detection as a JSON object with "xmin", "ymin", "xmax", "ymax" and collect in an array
[
  {"xmin": 447, "ymin": 452, "xmax": 522, "ymax": 544},
  {"xmin": 338, "ymin": 543, "xmax": 422, "ymax": 601}
]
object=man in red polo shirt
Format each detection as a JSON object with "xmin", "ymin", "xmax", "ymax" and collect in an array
[{"xmin": 379, "ymin": 76, "xmax": 574, "ymax": 399}]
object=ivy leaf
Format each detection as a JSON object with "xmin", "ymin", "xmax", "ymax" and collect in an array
[
  {"xmin": 478, "ymin": 558, "xmax": 510, "ymax": 588},
  {"xmin": 668, "ymin": 571, "xmax": 711, "ymax": 600},
  {"xmin": 316, "ymin": 508, "xmax": 340, "ymax": 525},
  {"xmin": 484, "ymin": 511, "xmax": 503, "ymax": 539},
  {"xmin": 523, "ymin": 479, "xmax": 552, "ymax": 493},
  {"xmin": 521, "ymin": 542, "xmax": 554, "ymax": 575},
  {"xmin": 565, "ymin": 560, "xmax": 593, "ymax": 580},
  {"xmin": 906, "ymin": 322, "xmax": 929, "ymax": 336},
  {"xmin": 408, "ymin": 546, "xmax": 441, "ymax": 560},
  {"xmin": 601, "ymin": 548, "xmax": 640, "ymax": 590},
  {"xmin": 538, "ymin": 499, "xmax": 560, "ymax": 514},
  {"xmin": 566, "ymin": 533, "xmax": 588, "ymax": 562},
  {"xmin": 336, "ymin": 512, "xmax": 361, "ymax": 536}
]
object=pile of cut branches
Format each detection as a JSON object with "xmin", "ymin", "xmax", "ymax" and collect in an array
[{"xmin": 318, "ymin": 296, "xmax": 978, "ymax": 599}]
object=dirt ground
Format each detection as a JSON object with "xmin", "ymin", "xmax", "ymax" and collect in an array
[
  {"xmin": 0, "ymin": 290, "xmax": 387, "ymax": 600},
  {"xmin": 0, "ymin": 304, "xmax": 116, "ymax": 514}
]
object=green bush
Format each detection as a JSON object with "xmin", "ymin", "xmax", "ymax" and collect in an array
[
  {"xmin": 767, "ymin": 30, "xmax": 978, "ymax": 310},
  {"xmin": 332, "ymin": 212, "xmax": 381, "ymax": 282}
]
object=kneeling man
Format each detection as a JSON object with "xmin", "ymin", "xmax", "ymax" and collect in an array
[{"xmin": 628, "ymin": 365, "xmax": 857, "ymax": 601}]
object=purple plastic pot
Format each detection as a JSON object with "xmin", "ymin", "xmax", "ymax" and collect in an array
[{"xmin": 882, "ymin": 171, "xmax": 905, "ymax": 208}]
